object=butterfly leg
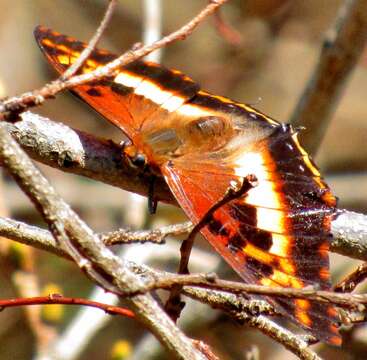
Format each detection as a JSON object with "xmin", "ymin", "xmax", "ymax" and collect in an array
[
  {"xmin": 148, "ymin": 175, "xmax": 158, "ymax": 214},
  {"xmin": 121, "ymin": 141, "xmax": 158, "ymax": 213},
  {"xmin": 165, "ymin": 174, "xmax": 258, "ymax": 321}
]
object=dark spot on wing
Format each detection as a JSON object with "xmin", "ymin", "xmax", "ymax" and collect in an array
[
  {"xmin": 227, "ymin": 234, "xmax": 247, "ymax": 253},
  {"xmin": 246, "ymin": 257, "xmax": 273, "ymax": 278},
  {"xmin": 86, "ymin": 87, "xmax": 102, "ymax": 97},
  {"xmin": 229, "ymin": 202, "xmax": 257, "ymax": 226},
  {"xmin": 90, "ymin": 50, "xmax": 115, "ymax": 65},
  {"xmin": 207, "ymin": 216, "xmax": 229, "ymax": 236},
  {"xmin": 239, "ymin": 224, "xmax": 273, "ymax": 251}
]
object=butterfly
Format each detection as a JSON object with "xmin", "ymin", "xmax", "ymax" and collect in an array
[{"xmin": 34, "ymin": 25, "xmax": 341, "ymax": 345}]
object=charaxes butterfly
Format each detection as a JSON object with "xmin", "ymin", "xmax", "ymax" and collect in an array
[{"xmin": 34, "ymin": 26, "xmax": 341, "ymax": 345}]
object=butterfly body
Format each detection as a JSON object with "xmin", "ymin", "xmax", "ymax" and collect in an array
[{"xmin": 34, "ymin": 26, "xmax": 341, "ymax": 345}]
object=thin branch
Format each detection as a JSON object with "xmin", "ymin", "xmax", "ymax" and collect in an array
[
  {"xmin": 183, "ymin": 287, "xmax": 321, "ymax": 360},
  {"xmin": 143, "ymin": 273, "xmax": 367, "ymax": 310},
  {"xmin": 213, "ymin": 9, "xmax": 242, "ymax": 46},
  {"xmin": 165, "ymin": 175, "xmax": 257, "ymax": 321},
  {"xmin": 183, "ymin": 287, "xmax": 276, "ymax": 317},
  {"xmin": 2, "ymin": 212, "xmax": 367, "ymax": 312},
  {"xmin": 142, "ymin": 0, "xmax": 162, "ymax": 62},
  {"xmin": 60, "ymin": 0, "xmax": 117, "ymax": 80},
  {"xmin": 290, "ymin": 0, "xmax": 367, "ymax": 155},
  {"xmin": 0, "ymin": 217, "xmax": 72, "ymax": 259},
  {"xmin": 101, "ymin": 221, "xmax": 192, "ymax": 245},
  {"xmin": 0, "ymin": 216, "xmax": 191, "ymax": 256},
  {"xmin": 334, "ymin": 262, "xmax": 367, "ymax": 293},
  {"xmin": 0, "ymin": 295, "xmax": 135, "ymax": 318},
  {"xmin": 0, "ymin": 0, "xmax": 228, "ymax": 120}
]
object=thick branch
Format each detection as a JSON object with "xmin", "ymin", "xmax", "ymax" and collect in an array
[
  {"xmin": 331, "ymin": 210, "xmax": 367, "ymax": 260},
  {"xmin": 7, "ymin": 112, "xmax": 367, "ymax": 261},
  {"xmin": 7, "ymin": 111, "xmax": 173, "ymax": 203}
]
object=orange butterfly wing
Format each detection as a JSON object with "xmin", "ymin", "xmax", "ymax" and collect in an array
[
  {"xmin": 34, "ymin": 26, "xmax": 199, "ymax": 142},
  {"xmin": 35, "ymin": 26, "xmax": 341, "ymax": 345}
]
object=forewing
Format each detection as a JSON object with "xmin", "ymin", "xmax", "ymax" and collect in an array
[
  {"xmin": 34, "ymin": 26, "xmax": 199, "ymax": 140},
  {"xmin": 162, "ymin": 125, "xmax": 340, "ymax": 345}
]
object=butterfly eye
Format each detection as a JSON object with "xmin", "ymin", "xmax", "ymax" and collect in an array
[{"xmin": 131, "ymin": 153, "xmax": 146, "ymax": 167}]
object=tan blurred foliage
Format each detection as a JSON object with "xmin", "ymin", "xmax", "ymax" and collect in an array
[{"xmin": 0, "ymin": 1, "xmax": 366, "ymax": 359}]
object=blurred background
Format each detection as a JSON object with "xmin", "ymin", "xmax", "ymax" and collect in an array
[{"xmin": 0, "ymin": 0, "xmax": 366, "ymax": 359}]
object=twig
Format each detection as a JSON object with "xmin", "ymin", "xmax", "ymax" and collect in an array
[
  {"xmin": 0, "ymin": 0, "xmax": 228, "ymax": 120},
  {"xmin": 165, "ymin": 175, "xmax": 256, "ymax": 321},
  {"xmin": 143, "ymin": 272, "xmax": 367, "ymax": 310},
  {"xmin": 0, "ymin": 216, "xmax": 191, "ymax": 256},
  {"xmin": 60, "ymin": 0, "xmax": 117, "ymax": 80},
  {"xmin": 334, "ymin": 262, "xmax": 367, "ymax": 293},
  {"xmin": 192, "ymin": 340, "xmax": 220, "ymax": 360},
  {"xmin": 180, "ymin": 175, "xmax": 256, "ymax": 275},
  {"xmin": 143, "ymin": 0, "xmax": 162, "ymax": 62},
  {"xmin": 101, "ymin": 221, "xmax": 192, "ymax": 245},
  {"xmin": 0, "ymin": 217, "xmax": 72, "ymax": 259},
  {"xmin": 244, "ymin": 316, "xmax": 320, "ymax": 360},
  {"xmin": 213, "ymin": 9, "xmax": 242, "ymax": 46},
  {"xmin": 183, "ymin": 287, "xmax": 321, "ymax": 360},
  {"xmin": 183, "ymin": 287, "xmax": 276, "ymax": 317},
  {"xmin": 0, "ymin": 294, "xmax": 134, "ymax": 318},
  {"xmin": 290, "ymin": 0, "xmax": 367, "ymax": 155}
]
